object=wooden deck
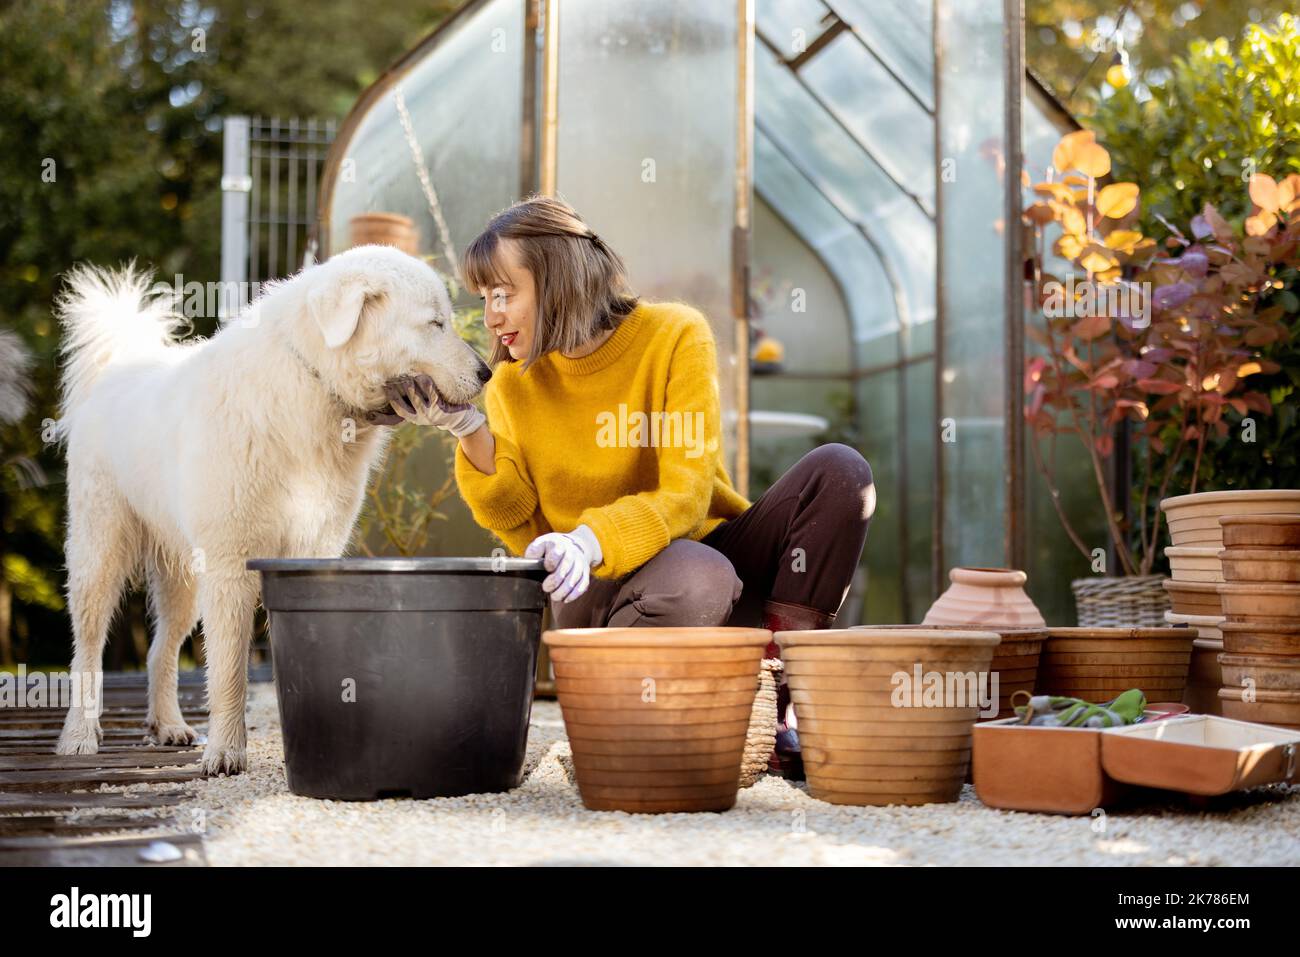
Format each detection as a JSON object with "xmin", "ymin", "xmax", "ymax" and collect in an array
[{"xmin": 0, "ymin": 667, "xmax": 270, "ymax": 866}]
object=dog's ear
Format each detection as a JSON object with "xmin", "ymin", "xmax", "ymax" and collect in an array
[{"xmin": 309, "ymin": 274, "xmax": 386, "ymax": 349}]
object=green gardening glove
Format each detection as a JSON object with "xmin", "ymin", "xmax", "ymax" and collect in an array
[{"xmin": 1015, "ymin": 689, "xmax": 1147, "ymax": 728}]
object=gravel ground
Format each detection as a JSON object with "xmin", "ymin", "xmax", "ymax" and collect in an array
[{"xmin": 87, "ymin": 682, "xmax": 1300, "ymax": 866}]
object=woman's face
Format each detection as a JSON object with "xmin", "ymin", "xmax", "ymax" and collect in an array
[{"xmin": 478, "ymin": 238, "xmax": 537, "ymax": 360}]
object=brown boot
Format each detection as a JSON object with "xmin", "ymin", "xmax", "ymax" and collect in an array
[{"xmin": 762, "ymin": 599, "xmax": 836, "ymax": 780}]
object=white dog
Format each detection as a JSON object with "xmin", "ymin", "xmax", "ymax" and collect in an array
[{"xmin": 54, "ymin": 245, "xmax": 491, "ymax": 776}]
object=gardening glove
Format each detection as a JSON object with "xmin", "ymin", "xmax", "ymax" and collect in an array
[
  {"xmin": 1015, "ymin": 689, "xmax": 1146, "ymax": 728},
  {"xmin": 368, "ymin": 374, "xmax": 485, "ymax": 436},
  {"xmin": 525, "ymin": 524, "xmax": 603, "ymax": 604}
]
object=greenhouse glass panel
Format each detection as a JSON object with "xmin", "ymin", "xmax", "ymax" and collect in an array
[{"xmin": 834, "ymin": 0, "xmax": 935, "ymax": 108}]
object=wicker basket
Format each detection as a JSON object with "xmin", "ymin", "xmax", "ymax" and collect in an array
[
  {"xmin": 1071, "ymin": 575, "xmax": 1169, "ymax": 627},
  {"xmin": 739, "ymin": 658, "xmax": 781, "ymax": 788}
]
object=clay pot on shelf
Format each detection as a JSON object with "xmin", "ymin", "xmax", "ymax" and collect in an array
[
  {"xmin": 1217, "ymin": 582, "xmax": 1300, "ymax": 619},
  {"xmin": 543, "ymin": 627, "xmax": 770, "ymax": 813},
  {"xmin": 1219, "ymin": 548, "xmax": 1300, "ymax": 584},
  {"xmin": 1219, "ymin": 619, "xmax": 1300, "ymax": 656},
  {"xmin": 1162, "ymin": 579, "xmax": 1223, "ymax": 616},
  {"xmin": 1221, "ymin": 514, "xmax": 1300, "ymax": 550},
  {"xmin": 1039, "ymin": 627, "xmax": 1194, "ymax": 703},
  {"xmin": 1161, "ymin": 490, "xmax": 1300, "ymax": 548},
  {"xmin": 348, "ymin": 212, "xmax": 419, "ymax": 254},
  {"xmin": 921, "ymin": 567, "xmax": 1046, "ymax": 629},
  {"xmin": 1216, "ymin": 653, "xmax": 1300, "ymax": 692},
  {"xmin": 1164, "ymin": 546, "xmax": 1223, "ymax": 583},
  {"xmin": 1217, "ymin": 687, "xmax": 1300, "ymax": 729},
  {"xmin": 776, "ymin": 628, "xmax": 1000, "ymax": 807}
]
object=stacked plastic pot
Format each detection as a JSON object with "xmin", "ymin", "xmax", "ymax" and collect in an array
[{"xmin": 1216, "ymin": 514, "xmax": 1300, "ymax": 728}]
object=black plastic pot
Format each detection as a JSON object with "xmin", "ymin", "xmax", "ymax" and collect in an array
[{"xmin": 246, "ymin": 557, "xmax": 547, "ymax": 801}]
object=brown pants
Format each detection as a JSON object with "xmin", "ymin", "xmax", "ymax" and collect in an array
[{"xmin": 549, "ymin": 443, "xmax": 874, "ymax": 629}]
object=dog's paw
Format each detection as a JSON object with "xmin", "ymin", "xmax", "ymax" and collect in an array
[
  {"xmin": 199, "ymin": 743, "xmax": 247, "ymax": 778},
  {"xmin": 55, "ymin": 723, "xmax": 101, "ymax": 756},
  {"xmin": 144, "ymin": 718, "xmax": 200, "ymax": 746}
]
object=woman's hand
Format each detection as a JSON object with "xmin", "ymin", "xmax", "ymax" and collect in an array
[
  {"xmin": 525, "ymin": 525, "xmax": 603, "ymax": 602},
  {"xmin": 369, "ymin": 374, "xmax": 486, "ymax": 436}
]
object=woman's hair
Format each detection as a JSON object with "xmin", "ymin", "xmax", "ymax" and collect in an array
[{"xmin": 462, "ymin": 194, "xmax": 639, "ymax": 371}]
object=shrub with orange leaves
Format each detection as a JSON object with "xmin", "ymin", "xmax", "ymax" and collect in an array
[{"xmin": 1022, "ymin": 131, "xmax": 1293, "ymax": 577}]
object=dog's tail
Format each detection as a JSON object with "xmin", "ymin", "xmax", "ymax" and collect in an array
[{"xmin": 55, "ymin": 262, "xmax": 188, "ymax": 430}]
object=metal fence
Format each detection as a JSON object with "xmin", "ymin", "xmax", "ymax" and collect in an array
[{"xmin": 220, "ymin": 115, "xmax": 336, "ymax": 288}]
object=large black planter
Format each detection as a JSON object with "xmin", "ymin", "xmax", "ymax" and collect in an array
[{"xmin": 246, "ymin": 557, "xmax": 547, "ymax": 801}]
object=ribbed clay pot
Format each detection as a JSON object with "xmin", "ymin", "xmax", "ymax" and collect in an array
[
  {"xmin": 544, "ymin": 627, "xmax": 770, "ymax": 813},
  {"xmin": 776, "ymin": 628, "xmax": 1000, "ymax": 806},
  {"xmin": 853, "ymin": 624, "xmax": 1043, "ymax": 718},
  {"xmin": 1039, "ymin": 627, "xmax": 1194, "ymax": 702},
  {"xmin": 1184, "ymin": 638, "xmax": 1224, "ymax": 715},
  {"xmin": 1220, "ymin": 619, "xmax": 1300, "ymax": 656},
  {"xmin": 1217, "ymin": 582, "xmax": 1300, "ymax": 619},
  {"xmin": 1217, "ymin": 653, "xmax": 1300, "ymax": 692},
  {"xmin": 348, "ymin": 212, "xmax": 419, "ymax": 254},
  {"xmin": 1217, "ymin": 687, "xmax": 1300, "ymax": 729},
  {"xmin": 921, "ymin": 567, "xmax": 1046, "ymax": 629},
  {"xmin": 1161, "ymin": 490, "xmax": 1300, "ymax": 548},
  {"xmin": 1219, "ymin": 548, "xmax": 1300, "ymax": 584},
  {"xmin": 1164, "ymin": 546, "xmax": 1223, "ymax": 583},
  {"xmin": 1162, "ymin": 579, "xmax": 1222, "ymax": 616},
  {"xmin": 1164, "ymin": 610, "xmax": 1225, "ymax": 641},
  {"xmin": 1221, "ymin": 514, "xmax": 1300, "ymax": 550}
]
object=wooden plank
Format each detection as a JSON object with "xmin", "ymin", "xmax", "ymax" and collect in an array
[
  {"xmin": 0, "ymin": 767, "xmax": 199, "ymax": 792},
  {"xmin": 0, "ymin": 815, "xmax": 179, "ymax": 837},
  {"xmin": 0, "ymin": 750, "xmax": 200, "ymax": 771},
  {"xmin": 0, "ymin": 791, "xmax": 188, "ymax": 812},
  {"xmin": 0, "ymin": 832, "xmax": 206, "ymax": 867},
  {"xmin": 0, "ymin": 743, "xmax": 198, "ymax": 756}
]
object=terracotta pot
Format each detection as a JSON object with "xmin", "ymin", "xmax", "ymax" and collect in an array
[
  {"xmin": 348, "ymin": 212, "xmax": 419, "ymax": 254},
  {"xmin": 852, "ymin": 624, "xmax": 1043, "ymax": 718},
  {"xmin": 776, "ymin": 628, "xmax": 1000, "ymax": 806},
  {"xmin": 1217, "ymin": 582, "xmax": 1300, "ymax": 619},
  {"xmin": 1217, "ymin": 653, "xmax": 1300, "ymax": 692},
  {"xmin": 921, "ymin": 567, "xmax": 1046, "ymax": 629},
  {"xmin": 1186, "ymin": 638, "xmax": 1225, "ymax": 714},
  {"xmin": 1218, "ymin": 548, "xmax": 1300, "ymax": 584},
  {"xmin": 1163, "ymin": 610, "xmax": 1224, "ymax": 641},
  {"xmin": 1040, "ymin": 627, "xmax": 1194, "ymax": 702},
  {"xmin": 1162, "ymin": 579, "xmax": 1222, "ymax": 616},
  {"xmin": 1217, "ymin": 687, "xmax": 1300, "ymax": 729},
  {"xmin": 1219, "ymin": 619, "xmax": 1300, "ymax": 656},
  {"xmin": 1221, "ymin": 514, "xmax": 1300, "ymax": 550},
  {"xmin": 1161, "ymin": 489, "xmax": 1300, "ymax": 548},
  {"xmin": 1164, "ymin": 546, "xmax": 1223, "ymax": 583},
  {"xmin": 543, "ymin": 627, "xmax": 771, "ymax": 813}
]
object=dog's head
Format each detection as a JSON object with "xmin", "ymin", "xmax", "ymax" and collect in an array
[{"xmin": 293, "ymin": 244, "xmax": 492, "ymax": 417}]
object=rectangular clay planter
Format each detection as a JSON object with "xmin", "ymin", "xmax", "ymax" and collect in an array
[
  {"xmin": 972, "ymin": 719, "xmax": 1131, "ymax": 814},
  {"xmin": 544, "ymin": 627, "xmax": 770, "ymax": 813},
  {"xmin": 1099, "ymin": 716, "xmax": 1300, "ymax": 794},
  {"xmin": 1219, "ymin": 548, "xmax": 1300, "ymax": 584}
]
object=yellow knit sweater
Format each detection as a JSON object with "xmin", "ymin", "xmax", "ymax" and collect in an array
[{"xmin": 453, "ymin": 300, "xmax": 752, "ymax": 579}]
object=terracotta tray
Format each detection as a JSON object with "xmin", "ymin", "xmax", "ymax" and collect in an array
[{"xmin": 1100, "ymin": 715, "xmax": 1300, "ymax": 795}]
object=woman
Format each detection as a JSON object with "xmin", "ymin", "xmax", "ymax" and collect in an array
[{"xmin": 383, "ymin": 195, "xmax": 875, "ymax": 775}]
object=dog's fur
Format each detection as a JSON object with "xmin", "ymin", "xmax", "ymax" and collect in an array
[{"xmin": 54, "ymin": 245, "xmax": 491, "ymax": 776}]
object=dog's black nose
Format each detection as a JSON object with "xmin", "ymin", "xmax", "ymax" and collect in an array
[{"xmin": 476, "ymin": 362, "xmax": 493, "ymax": 384}]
